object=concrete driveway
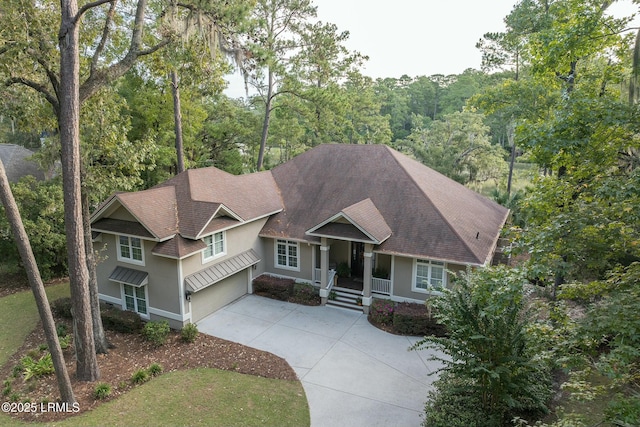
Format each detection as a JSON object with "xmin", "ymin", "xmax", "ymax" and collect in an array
[{"xmin": 197, "ymin": 295, "xmax": 445, "ymax": 427}]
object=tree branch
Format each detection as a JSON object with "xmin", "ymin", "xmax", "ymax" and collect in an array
[
  {"xmin": 5, "ymin": 77, "xmax": 60, "ymax": 117},
  {"xmin": 75, "ymin": 0, "xmax": 115, "ymax": 23},
  {"xmin": 91, "ymin": 0, "xmax": 118, "ymax": 75}
]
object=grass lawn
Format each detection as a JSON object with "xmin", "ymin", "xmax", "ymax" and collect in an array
[{"xmin": 0, "ymin": 285, "xmax": 309, "ymax": 427}]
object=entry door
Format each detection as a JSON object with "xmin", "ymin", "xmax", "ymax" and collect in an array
[{"xmin": 351, "ymin": 242, "xmax": 364, "ymax": 278}]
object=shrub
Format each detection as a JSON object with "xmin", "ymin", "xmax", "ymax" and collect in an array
[
  {"xmin": 392, "ymin": 302, "xmax": 447, "ymax": 337},
  {"xmin": 58, "ymin": 335, "xmax": 72, "ymax": 350},
  {"xmin": 369, "ymin": 299, "xmax": 395, "ymax": 325},
  {"xmin": 142, "ymin": 321, "xmax": 170, "ymax": 347},
  {"xmin": 289, "ymin": 283, "xmax": 320, "ymax": 305},
  {"xmin": 147, "ymin": 363, "xmax": 163, "ymax": 376},
  {"xmin": 56, "ymin": 323, "xmax": 68, "ymax": 337},
  {"xmin": 372, "ymin": 268, "xmax": 389, "ymax": 279},
  {"xmin": 93, "ymin": 383, "xmax": 112, "ymax": 400},
  {"xmin": 100, "ymin": 304, "xmax": 144, "ymax": 333},
  {"xmin": 252, "ymin": 275, "xmax": 294, "ymax": 301},
  {"xmin": 50, "ymin": 297, "xmax": 73, "ymax": 319},
  {"xmin": 180, "ymin": 323, "xmax": 198, "ymax": 343},
  {"xmin": 20, "ymin": 353, "xmax": 54, "ymax": 380},
  {"xmin": 131, "ymin": 369, "xmax": 149, "ymax": 384}
]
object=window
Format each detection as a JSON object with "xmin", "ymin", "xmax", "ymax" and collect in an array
[
  {"xmin": 276, "ymin": 239, "xmax": 299, "ymax": 270},
  {"xmin": 123, "ymin": 284, "xmax": 148, "ymax": 316},
  {"xmin": 203, "ymin": 231, "xmax": 225, "ymax": 260},
  {"xmin": 118, "ymin": 235, "xmax": 144, "ymax": 265},
  {"xmin": 413, "ymin": 259, "xmax": 446, "ymax": 292}
]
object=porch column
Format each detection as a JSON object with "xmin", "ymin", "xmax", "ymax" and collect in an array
[
  {"xmin": 362, "ymin": 243, "xmax": 374, "ymax": 314},
  {"xmin": 319, "ymin": 237, "xmax": 330, "ymax": 305}
]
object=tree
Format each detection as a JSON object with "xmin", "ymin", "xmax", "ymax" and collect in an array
[
  {"xmin": 412, "ymin": 266, "xmax": 552, "ymax": 426},
  {"xmin": 0, "ymin": 159, "xmax": 75, "ymax": 404},
  {"xmin": 1, "ymin": 0, "xmax": 252, "ymax": 379},
  {"xmin": 404, "ymin": 111, "xmax": 507, "ymax": 186},
  {"xmin": 245, "ymin": 0, "xmax": 317, "ymax": 170}
]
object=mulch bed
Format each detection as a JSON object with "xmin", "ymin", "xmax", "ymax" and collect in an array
[{"xmin": 1, "ymin": 313, "xmax": 297, "ymax": 424}]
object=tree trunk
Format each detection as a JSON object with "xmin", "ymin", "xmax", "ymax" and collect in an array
[
  {"xmin": 59, "ymin": 0, "xmax": 99, "ymax": 381},
  {"xmin": 82, "ymin": 182, "xmax": 109, "ymax": 354},
  {"xmin": 0, "ymin": 159, "xmax": 76, "ymax": 404},
  {"xmin": 257, "ymin": 70, "xmax": 274, "ymax": 171},
  {"xmin": 171, "ymin": 70, "xmax": 185, "ymax": 174},
  {"xmin": 506, "ymin": 122, "xmax": 516, "ymax": 197}
]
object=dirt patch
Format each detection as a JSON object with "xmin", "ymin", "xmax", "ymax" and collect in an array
[{"xmin": 1, "ymin": 318, "xmax": 297, "ymax": 424}]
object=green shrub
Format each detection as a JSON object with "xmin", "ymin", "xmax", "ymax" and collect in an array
[
  {"xmin": 147, "ymin": 363, "xmax": 163, "ymax": 376},
  {"xmin": 289, "ymin": 283, "xmax": 320, "ymax": 305},
  {"xmin": 21, "ymin": 353, "xmax": 54, "ymax": 380},
  {"xmin": 2, "ymin": 379, "xmax": 11, "ymax": 396},
  {"xmin": 93, "ymin": 383, "xmax": 112, "ymax": 400},
  {"xmin": 100, "ymin": 303, "xmax": 144, "ymax": 333},
  {"xmin": 368, "ymin": 299, "xmax": 395, "ymax": 325},
  {"xmin": 58, "ymin": 334, "xmax": 72, "ymax": 350},
  {"xmin": 392, "ymin": 302, "xmax": 447, "ymax": 337},
  {"xmin": 336, "ymin": 262, "xmax": 351, "ymax": 277},
  {"xmin": 131, "ymin": 369, "xmax": 149, "ymax": 384},
  {"xmin": 181, "ymin": 323, "xmax": 199, "ymax": 343},
  {"xmin": 50, "ymin": 297, "xmax": 73, "ymax": 319},
  {"xmin": 252, "ymin": 275, "xmax": 295, "ymax": 301},
  {"xmin": 56, "ymin": 323, "xmax": 68, "ymax": 337},
  {"xmin": 142, "ymin": 321, "xmax": 170, "ymax": 347},
  {"xmin": 372, "ymin": 268, "xmax": 389, "ymax": 279}
]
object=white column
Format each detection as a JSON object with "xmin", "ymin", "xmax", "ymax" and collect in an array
[
  {"xmin": 362, "ymin": 243, "xmax": 373, "ymax": 314},
  {"xmin": 319, "ymin": 237, "xmax": 330, "ymax": 304}
]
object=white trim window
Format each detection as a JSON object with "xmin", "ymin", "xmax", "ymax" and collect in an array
[
  {"xmin": 118, "ymin": 235, "xmax": 144, "ymax": 265},
  {"xmin": 203, "ymin": 231, "xmax": 225, "ymax": 261},
  {"xmin": 122, "ymin": 284, "xmax": 148, "ymax": 318},
  {"xmin": 275, "ymin": 239, "xmax": 299, "ymax": 270},
  {"xmin": 413, "ymin": 259, "xmax": 446, "ymax": 293}
]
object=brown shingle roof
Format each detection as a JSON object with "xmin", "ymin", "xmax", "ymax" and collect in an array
[
  {"xmin": 262, "ymin": 144, "xmax": 509, "ymax": 266},
  {"xmin": 152, "ymin": 235, "xmax": 207, "ymax": 259}
]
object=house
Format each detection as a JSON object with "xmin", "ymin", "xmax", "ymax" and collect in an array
[
  {"xmin": 91, "ymin": 144, "xmax": 509, "ymax": 327},
  {"xmin": 0, "ymin": 144, "xmax": 48, "ymax": 182}
]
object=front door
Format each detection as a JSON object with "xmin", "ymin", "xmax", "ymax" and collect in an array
[{"xmin": 351, "ymin": 242, "xmax": 364, "ymax": 278}]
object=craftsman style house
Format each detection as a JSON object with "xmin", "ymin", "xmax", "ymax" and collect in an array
[{"xmin": 91, "ymin": 144, "xmax": 509, "ymax": 327}]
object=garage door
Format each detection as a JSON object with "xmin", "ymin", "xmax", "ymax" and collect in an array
[{"xmin": 191, "ymin": 270, "xmax": 248, "ymax": 322}]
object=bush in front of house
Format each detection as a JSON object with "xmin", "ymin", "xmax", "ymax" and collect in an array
[
  {"xmin": 369, "ymin": 298, "xmax": 395, "ymax": 326},
  {"xmin": 180, "ymin": 323, "xmax": 199, "ymax": 343},
  {"xmin": 252, "ymin": 275, "xmax": 295, "ymax": 301},
  {"xmin": 392, "ymin": 302, "xmax": 447, "ymax": 337},
  {"xmin": 142, "ymin": 320, "xmax": 170, "ymax": 347},
  {"xmin": 100, "ymin": 303, "xmax": 144, "ymax": 333},
  {"xmin": 289, "ymin": 283, "xmax": 321, "ymax": 305}
]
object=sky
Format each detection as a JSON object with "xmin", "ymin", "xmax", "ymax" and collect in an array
[{"xmin": 225, "ymin": 0, "xmax": 639, "ymax": 98}]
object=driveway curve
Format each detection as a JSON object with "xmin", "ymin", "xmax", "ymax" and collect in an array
[{"xmin": 197, "ymin": 295, "xmax": 445, "ymax": 427}]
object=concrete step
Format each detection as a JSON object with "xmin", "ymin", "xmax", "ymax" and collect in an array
[
  {"xmin": 333, "ymin": 286, "xmax": 363, "ymax": 296},
  {"xmin": 326, "ymin": 299, "xmax": 363, "ymax": 312}
]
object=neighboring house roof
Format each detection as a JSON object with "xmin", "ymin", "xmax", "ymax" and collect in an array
[
  {"xmin": 92, "ymin": 144, "xmax": 508, "ymax": 266},
  {"xmin": 261, "ymin": 144, "xmax": 509, "ymax": 266},
  {"xmin": 0, "ymin": 144, "xmax": 46, "ymax": 182}
]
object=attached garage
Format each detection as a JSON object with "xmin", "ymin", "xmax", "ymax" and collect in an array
[{"xmin": 185, "ymin": 249, "xmax": 260, "ymax": 323}]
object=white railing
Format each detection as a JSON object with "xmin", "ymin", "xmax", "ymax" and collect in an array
[
  {"xmin": 327, "ymin": 269, "xmax": 336, "ymax": 291},
  {"xmin": 371, "ymin": 277, "xmax": 391, "ymax": 295}
]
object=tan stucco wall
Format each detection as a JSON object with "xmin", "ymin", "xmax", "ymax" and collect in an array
[
  {"xmin": 329, "ymin": 240, "xmax": 350, "ymax": 269},
  {"xmin": 109, "ymin": 206, "xmax": 137, "ymax": 222},
  {"xmin": 263, "ymin": 237, "xmax": 314, "ymax": 282},
  {"xmin": 94, "ymin": 234, "xmax": 180, "ymax": 317}
]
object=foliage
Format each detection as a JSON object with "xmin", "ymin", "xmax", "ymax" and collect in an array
[
  {"xmin": 403, "ymin": 111, "xmax": 508, "ymax": 186},
  {"xmin": 0, "ymin": 177, "xmax": 67, "ymax": 280},
  {"xmin": 131, "ymin": 369, "xmax": 150, "ymax": 385},
  {"xmin": 50, "ymin": 297, "xmax": 73, "ymax": 320},
  {"xmin": 100, "ymin": 304, "xmax": 144, "ymax": 334},
  {"xmin": 142, "ymin": 321, "xmax": 171, "ymax": 347},
  {"xmin": 336, "ymin": 262, "xmax": 351, "ymax": 277},
  {"xmin": 252, "ymin": 275, "xmax": 295, "ymax": 301},
  {"xmin": 412, "ymin": 266, "xmax": 553, "ymax": 425},
  {"xmin": 147, "ymin": 363, "xmax": 163, "ymax": 377},
  {"xmin": 289, "ymin": 283, "xmax": 320, "ymax": 305},
  {"xmin": 392, "ymin": 302, "xmax": 447, "ymax": 337},
  {"xmin": 93, "ymin": 383, "xmax": 112, "ymax": 400},
  {"xmin": 368, "ymin": 299, "xmax": 395, "ymax": 326},
  {"xmin": 180, "ymin": 323, "xmax": 199, "ymax": 343},
  {"xmin": 20, "ymin": 353, "xmax": 54, "ymax": 381}
]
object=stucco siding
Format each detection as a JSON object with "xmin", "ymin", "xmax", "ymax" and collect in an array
[
  {"xmin": 263, "ymin": 237, "xmax": 314, "ymax": 282},
  {"xmin": 110, "ymin": 206, "xmax": 137, "ymax": 222},
  {"xmin": 391, "ymin": 255, "xmax": 466, "ymax": 301}
]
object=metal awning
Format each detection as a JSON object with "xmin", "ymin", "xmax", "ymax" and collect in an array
[
  {"xmin": 108, "ymin": 266, "xmax": 149, "ymax": 287},
  {"xmin": 185, "ymin": 249, "xmax": 260, "ymax": 293}
]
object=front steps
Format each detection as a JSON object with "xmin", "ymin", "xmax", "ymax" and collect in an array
[{"xmin": 327, "ymin": 286, "xmax": 363, "ymax": 312}]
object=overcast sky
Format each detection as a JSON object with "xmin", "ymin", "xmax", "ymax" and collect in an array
[{"xmin": 225, "ymin": 0, "xmax": 638, "ymax": 97}]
